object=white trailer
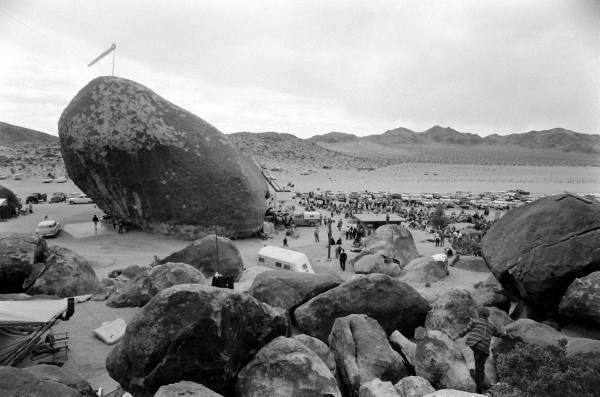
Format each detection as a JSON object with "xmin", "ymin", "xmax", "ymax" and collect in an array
[{"xmin": 257, "ymin": 245, "xmax": 314, "ymax": 273}]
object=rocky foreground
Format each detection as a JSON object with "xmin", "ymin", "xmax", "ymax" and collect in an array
[{"xmin": 1, "ymin": 193, "xmax": 599, "ymax": 397}]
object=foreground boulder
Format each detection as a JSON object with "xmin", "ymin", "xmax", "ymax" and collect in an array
[
  {"xmin": 329, "ymin": 315, "xmax": 409, "ymax": 397},
  {"xmin": 107, "ymin": 262, "xmax": 207, "ymax": 308},
  {"xmin": 160, "ymin": 235, "xmax": 245, "ymax": 281},
  {"xmin": 350, "ymin": 249, "xmax": 403, "ymax": 276},
  {"xmin": 400, "ymin": 256, "xmax": 448, "ymax": 284},
  {"xmin": 394, "ymin": 376, "xmax": 435, "ymax": 397},
  {"xmin": 58, "ymin": 76, "xmax": 268, "ymax": 239},
  {"xmin": 235, "ymin": 336, "xmax": 341, "ymax": 397},
  {"xmin": 364, "ymin": 224, "xmax": 420, "ymax": 266},
  {"xmin": 106, "ymin": 284, "xmax": 290, "ymax": 396},
  {"xmin": 23, "ymin": 364, "xmax": 96, "ymax": 396},
  {"xmin": 0, "ymin": 365, "xmax": 94, "ymax": 396},
  {"xmin": 389, "ymin": 330, "xmax": 416, "ymax": 369},
  {"xmin": 249, "ymin": 271, "xmax": 342, "ymax": 312},
  {"xmin": 295, "ymin": 274, "xmax": 430, "ymax": 342},
  {"xmin": 291, "ymin": 334, "xmax": 337, "ymax": 375},
  {"xmin": 490, "ymin": 319, "xmax": 566, "ymax": 356},
  {"xmin": 359, "ymin": 378, "xmax": 399, "ymax": 397},
  {"xmin": 481, "ymin": 194, "xmax": 600, "ymax": 318},
  {"xmin": 0, "ymin": 234, "xmax": 46, "ymax": 293},
  {"xmin": 425, "ymin": 289, "xmax": 480, "ymax": 340},
  {"xmin": 415, "ymin": 330, "xmax": 475, "ymax": 392},
  {"xmin": 154, "ymin": 381, "xmax": 223, "ymax": 397},
  {"xmin": 559, "ymin": 271, "xmax": 600, "ymax": 326},
  {"xmin": 27, "ymin": 246, "xmax": 101, "ymax": 297}
]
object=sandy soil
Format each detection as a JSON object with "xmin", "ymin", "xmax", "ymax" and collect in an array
[{"xmin": 0, "ymin": 172, "xmax": 566, "ymax": 393}]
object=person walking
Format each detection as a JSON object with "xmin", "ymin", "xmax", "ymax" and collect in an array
[
  {"xmin": 283, "ymin": 236, "xmax": 288, "ymax": 247},
  {"xmin": 460, "ymin": 307, "xmax": 507, "ymax": 393},
  {"xmin": 314, "ymin": 226, "xmax": 320, "ymax": 243},
  {"xmin": 92, "ymin": 215, "xmax": 99, "ymax": 231},
  {"xmin": 339, "ymin": 249, "xmax": 347, "ymax": 271},
  {"xmin": 335, "ymin": 244, "xmax": 342, "ymax": 259}
]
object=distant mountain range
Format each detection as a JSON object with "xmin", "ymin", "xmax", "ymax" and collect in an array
[
  {"xmin": 309, "ymin": 126, "xmax": 600, "ymax": 154},
  {"xmin": 0, "ymin": 122, "xmax": 58, "ymax": 147}
]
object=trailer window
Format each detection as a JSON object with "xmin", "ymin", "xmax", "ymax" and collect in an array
[
  {"xmin": 283, "ymin": 264, "xmax": 291, "ymax": 270},
  {"xmin": 275, "ymin": 262, "xmax": 282, "ymax": 268},
  {"xmin": 258, "ymin": 257, "xmax": 264, "ymax": 263},
  {"xmin": 302, "ymin": 264, "xmax": 308, "ymax": 270}
]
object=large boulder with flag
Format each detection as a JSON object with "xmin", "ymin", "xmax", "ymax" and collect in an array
[
  {"xmin": 106, "ymin": 284, "xmax": 290, "ymax": 396},
  {"xmin": 364, "ymin": 224, "xmax": 420, "ymax": 266},
  {"xmin": 481, "ymin": 194, "xmax": 600, "ymax": 318},
  {"xmin": 58, "ymin": 76, "xmax": 268, "ymax": 239}
]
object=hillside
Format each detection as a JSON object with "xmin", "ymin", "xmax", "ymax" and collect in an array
[{"xmin": 0, "ymin": 122, "xmax": 58, "ymax": 147}]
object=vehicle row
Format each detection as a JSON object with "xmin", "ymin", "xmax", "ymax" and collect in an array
[{"xmin": 21, "ymin": 192, "xmax": 93, "ymax": 205}]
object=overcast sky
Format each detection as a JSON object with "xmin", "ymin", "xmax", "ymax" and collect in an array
[{"xmin": 1, "ymin": 0, "xmax": 598, "ymax": 138}]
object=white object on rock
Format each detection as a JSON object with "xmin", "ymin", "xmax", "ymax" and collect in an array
[{"xmin": 94, "ymin": 317, "xmax": 127, "ymax": 345}]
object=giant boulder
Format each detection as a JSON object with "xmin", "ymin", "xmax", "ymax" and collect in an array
[
  {"xmin": 364, "ymin": 224, "xmax": 420, "ymax": 266},
  {"xmin": 107, "ymin": 262, "xmax": 207, "ymax": 308},
  {"xmin": 27, "ymin": 246, "xmax": 101, "ymax": 297},
  {"xmin": 235, "ymin": 336, "xmax": 341, "ymax": 397},
  {"xmin": 400, "ymin": 256, "xmax": 448, "ymax": 284},
  {"xmin": 106, "ymin": 284, "xmax": 290, "ymax": 396},
  {"xmin": 425, "ymin": 289, "xmax": 480, "ymax": 340},
  {"xmin": 249, "ymin": 271, "xmax": 342, "ymax": 312},
  {"xmin": 58, "ymin": 76, "xmax": 268, "ymax": 239},
  {"xmin": 160, "ymin": 235, "xmax": 244, "ymax": 281},
  {"xmin": 0, "ymin": 234, "xmax": 46, "ymax": 293},
  {"xmin": 295, "ymin": 274, "xmax": 430, "ymax": 342},
  {"xmin": 559, "ymin": 271, "xmax": 600, "ymax": 326},
  {"xmin": 481, "ymin": 194, "xmax": 600, "ymax": 318},
  {"xmin": 329, "ymin": 314, "xmax": 409, "ymax": 397}
]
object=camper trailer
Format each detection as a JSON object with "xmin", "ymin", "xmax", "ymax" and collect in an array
[
  {"xmin": 257, "ymin": 245, "xmax": 314, "ymax": 273},
  {"xmin": 292, "ymin": 211, "xmax": 322, "ymax": 226}
]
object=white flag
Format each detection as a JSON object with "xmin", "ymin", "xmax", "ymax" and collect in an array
[{"xmin": 88, "ymin": 43, "xmax": 116, "ymax": 67}]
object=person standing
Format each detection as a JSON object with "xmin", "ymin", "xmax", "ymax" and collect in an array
[
  {"xmin": 283, "ymin": 236, "xmax": 288, "ymax": 247},
  {"xmin": 335, "ymin": 244, "xmax": 342, "ymax": 259},
  {"xmin": 337, "ymin": 219, "xmax": 343, "ymax": 232},
  {"xmin": 460, "ymin": 307, "xmax": 507, "ymax": 393},
  {"xmin": 314, "ymin": 226, "xmax": 320, "ymax": 243},
  {"xmin": 92, "ymin": 215, "xmax": 99, "ymax": 231},
  {"xmin": 339, "ymin": 249, "xmax": 347, "ymax": 271}
]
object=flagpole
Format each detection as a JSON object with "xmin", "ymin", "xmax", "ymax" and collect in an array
[{"xmin": 112, "ymin": 47, "xmax": 115, "ymax": 76}]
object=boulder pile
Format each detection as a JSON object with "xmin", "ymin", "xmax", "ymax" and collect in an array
[{"xmin": 58, "ymin": 76, "xmax": 268, "ymax": 239}]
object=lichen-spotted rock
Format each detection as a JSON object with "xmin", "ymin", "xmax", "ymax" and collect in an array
[{"xmin": 58, "ymin": 76, "xmax": 268, "ymax": 239}]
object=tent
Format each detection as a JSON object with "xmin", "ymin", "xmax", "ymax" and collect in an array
[{"xmin": 0, "ymin": 298, "xmax": 74, "ymax": 365}]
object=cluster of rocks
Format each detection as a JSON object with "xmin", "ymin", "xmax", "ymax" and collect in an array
[
  {"xmin": 0, "ymin": 234, "xmax": 101, "ymax": 297},
  {"xmin": 58, "ymin": 76, "xmax": 268, "ymax": 240}
]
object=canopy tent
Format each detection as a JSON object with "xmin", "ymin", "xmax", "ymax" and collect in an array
[{"xmin": 0, "ymin": 298, "xmax": 73, "ymax": 366}]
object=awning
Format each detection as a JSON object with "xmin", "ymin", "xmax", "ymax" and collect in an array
[{"xmin": 0, "ymin": 299, "xmax": 69, "ymax": 326}]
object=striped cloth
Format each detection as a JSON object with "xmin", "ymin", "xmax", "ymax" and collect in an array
[{"xmin": 466, "ymin": 318, "xmax": 498, "ymax": 355}]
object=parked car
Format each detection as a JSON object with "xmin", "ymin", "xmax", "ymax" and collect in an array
[
  {"xmin": 50, "ymin": 192, "xmax": 67, "ymax": 203},
  {"xmin": 26, "ymin": 193, "xmax": 47, "ymax": 204},
  {"xmin": 55, "ymin": 177, "xmax": 67, "ymax": 183},
  {"xmin": 42, "ymin": 177, "xmax": 54, "ymax": 183},
  {"xmin": 68, "ymin": 194, "xmax": 93, "ymax": 204},
  {"xmin": 34, "ymin": 220, "xmax": 61, "ymax": 237}
]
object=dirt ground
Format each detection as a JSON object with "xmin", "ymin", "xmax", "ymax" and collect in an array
[{"xmin": 2, "ymin": 176, "xmax": 493, "ymax": 393}]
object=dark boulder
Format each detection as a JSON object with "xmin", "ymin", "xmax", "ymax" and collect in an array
[
  {"xmin": 291, "ymin": 334, "xmax": 337, "ymax": 375},
  {"xmin": 107, "ymin": 262, "xmax": 207, "ymax": 308},
  {"xmin": 248, "ymin": 271, "xmax": 342, "ymax": 312},
  {"xmin": 26, "ymin": 246, "xmax": 101, "ymax": 297},
  {"xmin": 160, "ymin": 235, "xmax": 244, "ymax": 281},
  {"xmin": 329, "ymin": 314, "xmax": 409, "ymax": 397},
  {"xmin": 295, "ymin": 274, "xmax": 430, "ymax": 342},
  {"xmin": 559, "ymin": 271, "xmax": 600, "ymax": 326},
  {"xmin": 58, "ymin": 76, "xmax": 268, "ymax": 239},
  {"xmin": 235, "ymin": 336, "xmax": 341, "ymax": 397},
  {"xmin": 481, "ymin": 194, "xmax": 600, "ymax": 318},
  {"xmin": 0, "ymin": 234, "xmax": 46, "ymax": 293},
  {"xmin": 106, "ymin": 284, "xmax": 290, "ymax": 397}
]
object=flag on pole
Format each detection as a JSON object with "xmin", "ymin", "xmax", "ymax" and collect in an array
[{"xmin": 88, "ymin": 43, "xmax": 116, "ymax": 67}]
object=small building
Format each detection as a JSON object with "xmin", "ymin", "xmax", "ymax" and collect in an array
[{"xmin": 353, "ymin": 213, "xmax": 406, "ymax": 236}]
